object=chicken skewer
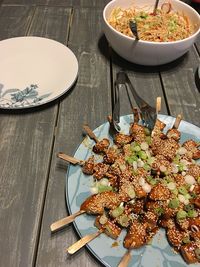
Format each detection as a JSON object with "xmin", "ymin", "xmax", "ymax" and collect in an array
[
  {"xmin": 67, "ymin": 214, "xmax": 122, "ymax": 254},
  {"xmin": 50, "ymin": 191, "xmax": 120, "ymax": 233}
]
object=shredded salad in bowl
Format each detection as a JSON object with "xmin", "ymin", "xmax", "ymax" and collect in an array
[{"xmin": 107, "ymin": 2, "xmax": 195, "ymax": 42}]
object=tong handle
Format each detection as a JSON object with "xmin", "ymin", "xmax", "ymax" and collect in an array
[{"xmin": 122, "ymin": 72, "xmax": 149, "ymax": 110}]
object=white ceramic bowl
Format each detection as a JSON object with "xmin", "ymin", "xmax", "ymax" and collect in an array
[{"xmin": 103, "ymin": 0, "xmax": 200, "ymax": 66}]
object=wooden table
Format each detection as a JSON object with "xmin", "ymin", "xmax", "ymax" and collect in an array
[{"xmin": 0, "ymin": 1, "xmax": 199, "ymax": 266}]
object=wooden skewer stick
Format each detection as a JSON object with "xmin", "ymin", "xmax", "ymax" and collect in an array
[
  {"xmin": 156, "ymin": 96, "xmax": 161, "ymax": 114},
  {"xmin": 83, "ymin": 124, "xmax": 99, "ymax": 143},
  {"xmin": 67, "ymin": 229, "xmax": 104, "ymax": 254},
  {"xmin": 173, "ymin": 114, "xmax": 182, "ymax": 129},
  {"xmin": 118, "ymin": 250, "xmax": 132, "ymax": 267},
  {"xmin": 50, "ymin": 210, "xmax": 86, "ymax": 233},
  {"xmin": 57, "ymin": 152, "xmax": 85, "ymax": 165}
]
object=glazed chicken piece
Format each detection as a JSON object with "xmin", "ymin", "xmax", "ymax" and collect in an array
[
  {"xmin": 93, "ymin": 163, "xmax": 109, "ymax": 180},
  {"xmin": 95, "ymin": 215, "xmax": 122, "ymax": 239},
  {"xmin": 145, "ymin": 200, "xmax": 163, "ymax": 212},
  {"xmin": 128, "ymin": 199, "xmax": 145, "ymax": 214},
  {"xmin": 174, "ymin": 174, "xmax": 186, "ymax": 187},
  {"xmin": 166, "ymin": 128, "xmax": 181, "ymax": 141},
  {"xmin": 80, "ymin": 191, "xmax": 120, "ymax": 215},
  {"xmin": 108, "ymin": 154, "xmax": 127, "ymax": 177},
  {"xmin": 129, "ymin": 123, "xmax": 146, "ymax": 144},
  {"xmin": 187, "ymin": 163, "xmax": 200, "ymax": 180},
  {"xmin": 191, "ymin": 196, "xmax": 200, "ymax": 208},
  {"xmin": 105, "ymin": 172, "xmax": 119, "ymax": 188},
  {"xmin": 151, "ymin": 119, "xmax": 166, "ymax": 139},
  {"xmin": 151, "ymin": 118, "xmax": 180, "ymax": 160},
  {"xmin": 189, "ymin": 217, "xmax": 200, "ymax": 227},
  {"xmin": 149, "ymin": 183, "xmax": 171, "ymax": 201},
  {"xmin": 114, "ymin": 133, "xmax": 133, "ymax": 148},
  {"xmin": 93, "ymin": 138, "xmax": 110, "ymax": 154},
  {"xmin": 103, "ymin": 147, "xmax": 118, "ymax": 164},
  {"xmin": 151, "ymin": 137, "xmax": 179, "ymax": 161},
  {"xmin": 167, "ymin": 227, "xmax": 187, "ymax": 249},
  {"xmin": 181, "ymin": 242, "xmax": 200, "ymax": 264},
  {"xmin": 159, "ymin": 218, "xmax": 176, "ymax": 229},
  {"xmin": 176, "ymin": 218, "xmax": 190, "ymax": 231},
  {"xmin": 182, "ymin": 140, "xmax": 200, "ymax": 160},
  {"xmin": 124, "ymin": 220, "xmax": 147, "ymax": 249},
  {"xmin": 162, "ymin": 205, "xmax": 179, "ymax": 220},
  {"xmin": 82, "ymin": 156, "xmax": 95, "ymax": 175},
  {"xmin": 143, "ymin": 211, "xmax": 158, "ymax": 231}
]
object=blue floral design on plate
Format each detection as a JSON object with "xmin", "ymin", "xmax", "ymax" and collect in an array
[
  {"xmin": 66, "ymin": 114, "xmax": 200, "ymax": 267},
  {"xmin": 0, "ymin": 83, "xmax": 51, "ymax": 108}
]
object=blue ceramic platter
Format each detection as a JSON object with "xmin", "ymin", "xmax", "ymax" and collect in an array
[{"xmin": 66, "ymin": 114, "xmax": 200, "ymax": 267}]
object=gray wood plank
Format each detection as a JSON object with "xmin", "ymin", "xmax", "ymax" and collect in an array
[
  {"xmin": 27, "ymin": 6, "xmax": 71, "ymax": 42},
  {"xmin": 160, "ymin": 46, "xmax": 200, "ymax": 127},
  {"xmin": 0, "ymin": 5, "xmax": 72, "ymax": 267},
  {"xmin": 0, "ymin": 5, "xmax": 33, "ymax": 40},
  {"xmin": 2, "ymin": 0, "xmax": 109, "ymax": 7},
  {"xmin": 35, "ymin": 7, "xmax": 111, "ymax": 267}
]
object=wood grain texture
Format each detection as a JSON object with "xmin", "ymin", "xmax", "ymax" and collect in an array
[
  {"xmin": 35, "ymin": 7, "xmax": 110, "ymax": 267},
  {"xmin": 0, "ymin": 4, "xmax": 71, "ymax": 267},
  {"xmin": 0, "ymin": 5, "xmax": 33, "ymax": 40},
  {"xmin": 2, "ymin": 0, "xmax": 109, "ymax": 7},
  {"xmin": 159, "ymin": 47, "xmax": 200, "ymax": 126}
]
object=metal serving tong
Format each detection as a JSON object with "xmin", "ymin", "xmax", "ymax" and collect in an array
[{"xmin": 112, "ymin": 71, "xmax": 157, "ymax": 131}]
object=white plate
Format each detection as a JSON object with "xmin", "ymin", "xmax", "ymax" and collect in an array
[{"xmin": 0, "ymin": 37, "xmax": 78, "ymax": 109}]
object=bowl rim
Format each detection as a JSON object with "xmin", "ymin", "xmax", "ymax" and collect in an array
[{"xmin": 103, "ymin": 0, "xmax": 200, "ymax": 45}]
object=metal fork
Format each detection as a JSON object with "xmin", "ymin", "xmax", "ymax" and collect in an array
[{"xmin": 115, "ymin": 71, "xmax": 157, "ymax": 131}]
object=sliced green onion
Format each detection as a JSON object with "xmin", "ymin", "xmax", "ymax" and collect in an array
[
  {"xmin": 145, "ymin": 136, "xmax": 151, "ymax": 144},
  {"xmin": 99, "ymin": 214, "xmax": 108, "ymax": 224},
  {"xmin": 182, "ymin": 236, "xmax": 190, "ymax": 244},
  {"xmin": 117, "ymin": 214, "xmax": 130, "ymax": 227},
  {"xmin": 143, "ymin": 163, "xmax": 151, "ymax": 171},
  {"xmin": 98, "ymin": 184, "xmax": 113, "ymax": 193},
  {"xmin": 133, "ymin": 145, "xmax": 141, "ymax": 152},
  {"xmin": 154, "ymin": 207, "xmax": 164, "ymax": 216},
  {"xmin": 187, "ymin": 209, "xmax": 198, "ymax": 218},
  {"xmin": 127, "ymin": 186, "xmax": 136, "ymax": 199},
  {"xmin": 111, "ymin": 206, "xmax": 124, "ymax": 218},
  {"xmin": 178, "ymin": 186, "xmax": 188, "ymax": 195},
  {"xmin": 173, "ymin": 155, "xmax": 180, "ymax": 164},
  {"xmin": 168, "ymin": 198, "xmax": 179, "ymax": 209},
  {"xmin": 140, "ymin": 142, "xmax": 149, "ymax": 151},
  {"xmin": 171, "ymin": 188, "xmax": 178, "ymax": 196},
  {"xmin": 184, "ymin": 204, "xmax": 194, "ymax": 212},
  {"xmin": 147, "ymin": 157, "xmax": 155, "ymax": 166},
  {"xmin": 176, "ymin": 210, "xmax": 187, "ymax": 220},
  {"xmin": 138, "ymin": 151, "xmax": 147, "ymax": 160},
  {"xmin": 149, "ymin": 178, "xmax": 158, "ymax": 186}
]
